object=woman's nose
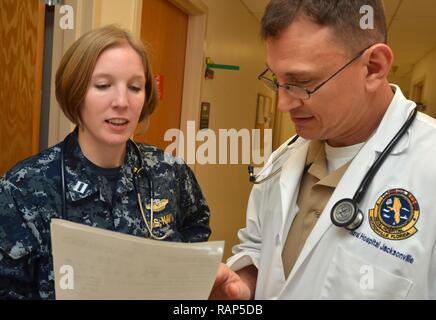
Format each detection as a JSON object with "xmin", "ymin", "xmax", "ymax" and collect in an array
[{"xmin": 112, "ymin": 87, "xmax": 129, "ymax": 108}]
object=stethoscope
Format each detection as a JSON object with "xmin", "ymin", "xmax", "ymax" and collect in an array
[
  {"xmin": 248, "ymin": 106, "xmax": 419, "ymax": 231},
  {"xmin": 60, "ymin": 132, "xmax": 170, "ymax": 240}
]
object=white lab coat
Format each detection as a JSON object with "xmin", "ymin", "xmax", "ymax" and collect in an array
[{"xmin": 228, "ymin": 85, "xmax": 436, "ymax": 299}]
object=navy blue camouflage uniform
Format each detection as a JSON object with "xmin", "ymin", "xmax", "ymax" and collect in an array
[{"xmin": 0, "ymin": 130, "xmax": 211, "ymax": 299}]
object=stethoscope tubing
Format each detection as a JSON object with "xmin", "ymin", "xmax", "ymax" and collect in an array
[
  {"xmin": 248, "ymin": 134, "xmax": 299, "ymax": 184},
  {"xmin": 353, "ymin": 107, "xmax": 417, "ymax": 204}
]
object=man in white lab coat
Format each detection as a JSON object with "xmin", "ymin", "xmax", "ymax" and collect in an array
[{"xmin": 210, "ymin": 0, "xmax": 436, "ymax": 299}]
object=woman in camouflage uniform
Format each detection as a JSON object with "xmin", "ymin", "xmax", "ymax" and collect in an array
[{"xmin": 0, "ymin": 25, "xmax": 211, "ymax": 299}]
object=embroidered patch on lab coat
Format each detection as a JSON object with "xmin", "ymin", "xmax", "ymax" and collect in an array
[{"xmin": 369, "ymin": 188, "xmax": 420, "ymax": 240}]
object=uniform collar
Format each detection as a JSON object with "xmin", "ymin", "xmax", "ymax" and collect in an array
[
  {"xmin": 306, "ymin": 140, "xmax": 327, "ymax": 179},
  {"xmin": 306, "ymin": 140, "xmax": 350, "ymax": 188},
  {"xmin": 64, "ymin": 129, "xmax": 139, "ymax": 202}
]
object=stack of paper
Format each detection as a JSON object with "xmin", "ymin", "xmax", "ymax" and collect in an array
[{"xmin": 50, "ymin": 219, "xmax": 224, "ymax": 300}]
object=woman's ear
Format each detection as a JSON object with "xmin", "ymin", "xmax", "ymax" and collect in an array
[{"xmin": 363, "ymin": 44, "xmax": 394, "ymax": 92}]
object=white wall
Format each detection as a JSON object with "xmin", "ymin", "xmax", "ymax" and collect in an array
[
  {"xmin": 195, "ymin": 0, "xmax": 274, "ymax": 259},
  {"xmin": 410, "ymin": 48, "xmax": 436, "ymax": 118}
]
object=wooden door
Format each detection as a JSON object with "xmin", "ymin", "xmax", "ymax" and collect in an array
[
  {"xmin": 135, "ymin": 0, "xmax": 188, "ymax": 150},
  {"xmin": 0, "ymin": 0, "xmax": 45, "ymax": 175}
]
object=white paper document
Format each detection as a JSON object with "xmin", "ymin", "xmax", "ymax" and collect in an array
[{"xmin": 50, "ymin": 219, "xmax": 224, "ymax": 300}]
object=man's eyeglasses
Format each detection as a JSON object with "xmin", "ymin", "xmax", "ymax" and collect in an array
[{"xmin": 258, "ymin": 45, "xmax": 372, "ymax": 100}]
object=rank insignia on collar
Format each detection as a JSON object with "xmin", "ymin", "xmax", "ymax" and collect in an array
[
  {"xmin": 72, "ymin": 181, "xmax": 88, "ymax": 194},
  {"xmin": 369, "ymin": 188, "xmax": 420, "ymax": 240}
]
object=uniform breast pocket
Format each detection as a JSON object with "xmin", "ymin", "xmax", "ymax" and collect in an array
[{"xmin": 320, "ymin": 246, "xmax": 413, "ymax": 299}]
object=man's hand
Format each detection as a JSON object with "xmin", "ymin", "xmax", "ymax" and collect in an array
[{"xmin": 209, "ymin": 263, "xmax": 257, "ymax": 300}]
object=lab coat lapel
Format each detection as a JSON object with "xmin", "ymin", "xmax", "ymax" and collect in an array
[{"xmin": 370, "ymin": 86, "xmax": 415, "ymax": 155}]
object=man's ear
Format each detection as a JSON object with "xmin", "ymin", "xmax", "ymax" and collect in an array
[{"xmin": 363, "ymin": 44, "xmax": 393, "ymax": 92}]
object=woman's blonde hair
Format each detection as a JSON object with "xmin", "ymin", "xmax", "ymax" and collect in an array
[{"xmin": 55, "ymin": 25, "xmax": 158, "ymax": 125}]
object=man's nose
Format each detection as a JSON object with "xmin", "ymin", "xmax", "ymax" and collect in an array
[{"xmin": 277, "ymin": 89, "xmax": 303, "ymax": 112}]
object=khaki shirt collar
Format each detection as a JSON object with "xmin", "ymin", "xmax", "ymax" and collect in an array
[{"xmin": 305, "ymin": 140, "xmax": 350, "ymax": 188}]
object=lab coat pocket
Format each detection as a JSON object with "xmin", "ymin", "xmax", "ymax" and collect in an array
[{"xmin": 320, "ymin": 245, "xmax": 413, "ymax": 299}]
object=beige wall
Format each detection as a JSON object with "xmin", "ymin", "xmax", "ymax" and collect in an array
[
  {"xmin": 273, "ymin": 108, "xmax": 296, "ymax": 149},
  {"xmin": 93, "ymin": 0, "xmax": 142, "ymax": 36},
  {"xmin": 195, "ymin": 0, "xmax": 275, "ymax": 260},
  {"xmin": 388, "ymin": 74, "xmax": 412, "ymax": 99},
  {"xmin": 410, "ymin": 48, "xmax": 436, "ymax": 118}
]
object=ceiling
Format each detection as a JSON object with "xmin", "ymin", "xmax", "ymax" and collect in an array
[{"xmin": 240, "ymin": 0, "xmax": 436, "ymax": 77}]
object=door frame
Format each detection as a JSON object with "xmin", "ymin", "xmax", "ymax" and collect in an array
[
  {"xmin": 167, "ymin": 0, "xmax": 208, "ymax": 172},
  {"xmin": 48, "ymin": 0, "xmax": 94, "ymax": 147},
  {"xmin": 33, "ymin": 1, "xmax": 46, "ymax": 153}
]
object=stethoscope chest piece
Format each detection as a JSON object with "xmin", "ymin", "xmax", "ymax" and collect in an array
[{"xmin": 331, "ymin": 198, "xmax": 363, "ymax": 231}]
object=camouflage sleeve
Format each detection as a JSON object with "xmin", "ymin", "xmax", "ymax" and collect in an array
[
  {"xmin": 175, "ymin": 163, "xmax": 211, "ymax": 242},
  {"xmin": 0, "ymin": 178, "xmax": 39, "ymax": 299}
]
